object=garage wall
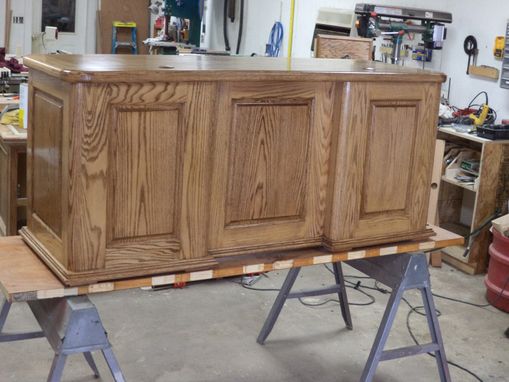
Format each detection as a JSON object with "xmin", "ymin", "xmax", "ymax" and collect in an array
[
  {"xmin": 439, "ymin": 0, "xmax": 509, "ymax": 121},
  {"xmin": 205, "ymin": 0, "xmax": 287, "ymax": 55},
  {"xmin": 209, "ymin": 0, "xmax": 508, "ymax": 121},
  {"xmin": 0, "ymin": 0, "xmax": 5, "ymax": 47}
]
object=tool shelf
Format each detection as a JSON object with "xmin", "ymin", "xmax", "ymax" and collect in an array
[{"xmin": 435, "ymin": 127, "xmax": 509, "ymax": 274}]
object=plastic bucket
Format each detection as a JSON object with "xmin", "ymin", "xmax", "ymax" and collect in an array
[{"xmin": 485, "ymin": 228, "xmax": 509, "ymax": 312}]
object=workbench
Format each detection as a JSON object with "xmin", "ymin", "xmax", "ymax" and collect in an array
[
  {"xmin": 436, "ymin": 127, "xmax": 509, "ymax": 274},
  {"xmin": 0, "ymin": 123, "xmax": 27, "ymax": 236},
  {"xmin": 0, "ymin": 226, "xmax": 462, "ymax": 381}
]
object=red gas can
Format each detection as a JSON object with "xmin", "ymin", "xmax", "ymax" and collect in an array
[{"xmin": 485, "ymin": 228, "xmax": 509, "ymax": 312}]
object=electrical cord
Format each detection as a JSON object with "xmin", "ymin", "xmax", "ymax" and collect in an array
[
  {"xmin": 229, "ymin": 264, "xmax": 509, "ymax": 382},
  {"xmin": 235, "ymin": 0, "xmax": 245, "ymax": 55},
  {"xmin": 405, "ymin": 305, "xmax": 484, "ymax": 382},
  {"xmin": 326, "ymin": 264, "xmax": 494, "ymax": 381},
  {"xmin": 230, "ymin": 276, "xmax": 376, "ymax": 306},
  {"xmin": 266, "ymin": 22, "xmax": 284, "ymax": 57},
  {"xmin": 439, "ymin": 90, "xmax": 497, "ymax": 126},
  {"xmin": 223, "ymin": 0, "xmax": 231, "ymax": 51}
]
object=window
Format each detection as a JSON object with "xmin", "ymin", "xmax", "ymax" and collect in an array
[{"xmin": 42, "ymin": 0, "xmax": 76, "ymax": 33}]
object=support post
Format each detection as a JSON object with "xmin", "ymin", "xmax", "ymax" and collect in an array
[{"xmin": 0, "ymin": 298, "xmax": 44, "ymax": 342}]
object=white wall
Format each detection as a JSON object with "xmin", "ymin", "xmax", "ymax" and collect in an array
[
  {"xmin": 0, "ymin": 0, "xmax": 5, "ymax": 47},
  {"xmin": 205, "ymin": 0, "xmax": 288, "ymax": 55},
  {"xmin": 440, "ymin": 0, "xmax": 509, "ymax": 121},
  {"xmin": 207, "ymin": 0, "xmax": 508, "ymax": 121},
  {"xmin": 2, "ymin": 0, "xmax": 98, "ymax": 55},
  {"xmin": 7, "ymin": 0, "xmax": 32, "ymax": 55}
]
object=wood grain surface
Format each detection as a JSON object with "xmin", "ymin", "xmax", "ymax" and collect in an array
[
  {"xmin": 23, "ymin": 55, "xmax": 446, "ymax": 84},
  {"xmin": 209, "ymin": 82, "xmax": 335, "ymax": 256},
  {"xmin": 31, "ymin": 91, "xmax": 63, "ymax": 237},
  {"xmin": 324, "ymin": 82, "xmax": 440, "ymax": 249},
  {"xmin": 225, "ymin": 102, "xmax": 310, "ymax": 225},
  {"xmin": 110, "ymin": 107, "xmax": 181, "ymax": 241},
  {"xmin": 469, "ymin": 143, "xmax": 503, "ymax": 272},
  {"xmin": 22, "ymin": 56, "xmax": 445, "ymax": 285},
  {"xmin": 315, "ymin": 35, "xmax": 373, "ymax": 60}
]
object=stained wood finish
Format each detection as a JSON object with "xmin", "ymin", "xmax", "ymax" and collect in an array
[
  {"xmin": 22, "ymin": 55, "xmax": 445, "ymax": 285},
  {"xmin": 324, "ymin": 82, "xmax": 440, "ymax": 250},
  {"xmin": 437, "ymin": 127, "xmax": 509, "ymax": 274},
  {"xmin": 0, "ymin": 125, "xmax": 27, "ymax": 236},
  {"xmin": 0, "ymin": 142, "xmax": 7, "ymax": 235},
  {"xmin": 22, "ymin": 55, "xmax": 446, "ymax": 84},
  {"xmin": 1, "ymin": 226, "xmax": 464, "ymax": 302},
  {"xmin": 315, "ymin": 35, "xmax": 373, "ymax": 60},
  {"xmin": 32, "ymin": 91, "xmax": 63, "ymax": 237},
  {"xmin": 209, "ymin": 82, "xmax": 336, "ymax": 256}
]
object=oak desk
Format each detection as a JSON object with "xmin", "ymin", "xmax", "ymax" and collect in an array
[
  {"xmin": 0, "ymin": 226, "xmax": 462, "ymax": 382},
  {"xmin": 0, "ymin": 124, "xmax": 27, "ymax": 236},
  {"xmin": 23, "ymin": 54, "xmax": 444, "ymax": 286}
]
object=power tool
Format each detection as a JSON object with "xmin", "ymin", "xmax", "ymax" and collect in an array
[{"xmin": 355, "ymin": 3, "xmax": 452, "ymax": 65}]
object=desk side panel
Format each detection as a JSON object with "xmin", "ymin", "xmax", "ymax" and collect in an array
[{"xmin": 23, "ymin": 71, "xmax": 69, "ymax": 267}]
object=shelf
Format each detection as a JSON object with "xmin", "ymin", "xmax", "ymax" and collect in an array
[
  {"xmin": 16, "ymin": 198, "xmax": 27, "ymax": 207},
  {"xmin": 441, "ymin": 175, "xmax": 476, "ymax": 192},
  {"xmin": 440, "ymin": 222, "xmax": 470, "ymax": 237},
  {"xmin": 438, "ymin": 126, "xmax": 509, "ymax": 144},
  {"xmin": 441, "ymin": 246, "xmax": 477, "ymax": 275}
]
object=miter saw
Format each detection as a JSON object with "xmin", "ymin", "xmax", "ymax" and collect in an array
[{"xmin": 355, "ymin": 3, "xmax": 452, "ymax": 64}]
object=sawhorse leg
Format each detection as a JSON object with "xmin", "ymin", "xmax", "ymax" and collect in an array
[
  {"xmin": 348, "ymin": 252, "xmax": 450, "ymax": 382},
  {"xmin": 0, "ymin": 295, "xmax": 125, "ymax": 382},
  {"xmin": 0, "ymin": 299, "xmax": 45, "ymax": 342},
  {"xmin": 257, "ymin": 262, "xmax": 352, "ymax": 345}
]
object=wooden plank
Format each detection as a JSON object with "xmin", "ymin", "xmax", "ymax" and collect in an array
[
  {"xmin": 441, "ymin": 247, "xmax": 476, "ymax": 275},
  {"xmin": 438, "ymin": 127, "xmax": 509, "ymax": 145},
  {"xmin": 0, "ymin": 225, "xmax": 463, "ymax": 302},
  {"xmin": 0, "ymin": 124, "xmax": 27, "ymax": 143},
  {"xmin": 469, "ymin": 143, "xmax": 504, "ymax": 272},
  {"xmin": 469, "ymin": 65, "xmax": 499, "ymax": 80},
  {"xmin": 315, "ymin": 34, "xmax": 373, "ymax": 60},
  {"xmin": 428, "ymin": 140, "xmax": 445, "ymax": 225}
]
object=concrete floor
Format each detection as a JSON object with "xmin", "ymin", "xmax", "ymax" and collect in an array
[{"xmin": 0, "ymin": 262, "xmax": 507, "ymax": 382}]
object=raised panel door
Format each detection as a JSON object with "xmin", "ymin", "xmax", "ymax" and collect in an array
[
  {"xmin": 324, "ymin": 82, "xmax": 440, "ymax": 249},
  {"xmin": 209, "ymin": 82, "xmax": 337, "ymax": 256},
  {"xmin": 68, "ymin": 82, "xmax": 216, "ymax": 272}
]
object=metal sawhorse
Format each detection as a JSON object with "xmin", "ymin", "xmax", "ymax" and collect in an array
[
  {"xmin": 257, "ymin": 252, "xmax": 451, "ymax": 382},
  {"xmin": 257, "ymin": 261, "xmax": 353, "ymax": 344},
  {"xmin": 0, "ymin": 295, "xmax": 125, "ymax": 382}
]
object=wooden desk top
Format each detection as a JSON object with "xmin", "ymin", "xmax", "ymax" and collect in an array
[
  {"xmin": 0, "ymin": 225, "xmax": 462, "ymax": 303},
  {"xmin": 0, "ymin": 124, "xmax": 27, "ymax": 144},
  {"xmin": 24, "ymin": 54, "xmax": 446, "ymax": 83}
]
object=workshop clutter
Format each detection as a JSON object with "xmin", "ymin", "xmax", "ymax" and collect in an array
[{"xmin": 485, "ymin": 214, "xmax": 509, "ymax": 312}]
